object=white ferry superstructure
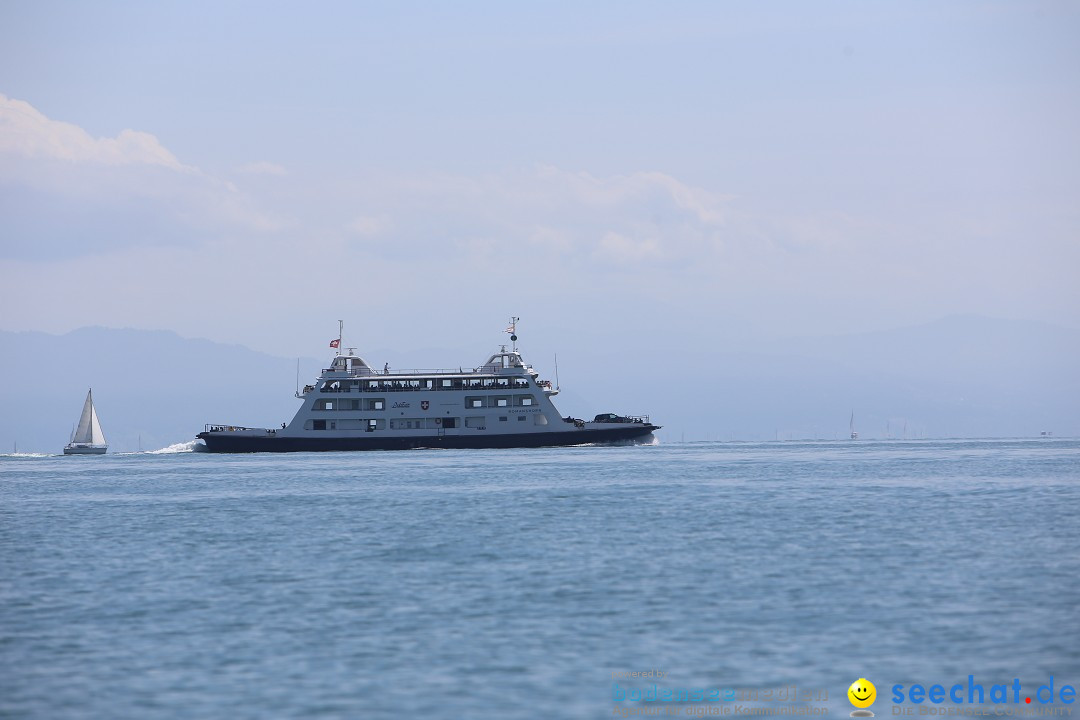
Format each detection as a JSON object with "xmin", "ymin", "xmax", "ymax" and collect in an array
[{"xmin": 196, "ymin": 322, "xmax": 659, "ymax": 453}]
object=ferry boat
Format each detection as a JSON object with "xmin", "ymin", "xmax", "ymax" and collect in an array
[{"xmin": 196, "ymin": 320, "xmax": 660, "ymax": 453}]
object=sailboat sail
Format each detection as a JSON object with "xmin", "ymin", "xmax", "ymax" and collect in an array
[{"xmin": 73, "ymin": 390, "xmax": 107, "ymax": 445}]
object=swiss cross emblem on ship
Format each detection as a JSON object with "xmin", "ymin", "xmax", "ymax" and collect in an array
[{"xmin": 421, "ymin": 400, "xmax": 429, "ymax": 411}]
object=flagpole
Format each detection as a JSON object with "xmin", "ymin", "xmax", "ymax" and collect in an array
[{"xmin": 337, "ymin": 320, "xmax": 343, "ymax": 357}]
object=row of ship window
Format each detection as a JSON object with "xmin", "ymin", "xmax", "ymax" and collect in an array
[
  {"xmin": 306, "ymin": 414, "xmax": 550, "ymax": 431},
  {"xmin": 320, "ymin": 377, "xmax": 531, "ymax": 393},
  {"xmin": 313, "ymin": 395, "xmax": 537, "ymax": 411}
]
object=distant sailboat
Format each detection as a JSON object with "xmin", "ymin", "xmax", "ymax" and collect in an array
[
  {"xmin": 64, "ymin": 389, "xmax": 108, "ymax": 455},
  {"xmin": 850, "ymin": 412, "xmax": 859, "ymax": 440}
]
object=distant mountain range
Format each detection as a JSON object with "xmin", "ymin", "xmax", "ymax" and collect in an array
[
  {"xmin": 1, "ymin": 316, "xmax": 1077, "ymax": 452},
  {"xmin": 553, "ymin": 315, "xmax": 1080, "ymax": 442},
  {"xmin": 0, "ymin": 327, "xmax": 319, "ymax": 453}
]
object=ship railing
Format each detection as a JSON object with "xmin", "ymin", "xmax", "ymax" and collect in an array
[
  {"xmin": 321, "ymin": 366, "xmax": 502, "ymax": 376},
  {"xmin": 624, "ymin": 415, "xmax": 651, "ymax": 424},
  {"xmin": 318, "ymin": 379, "xmax": 533, "ymax": 392},
  {"xmin": 203, "ymin": 424, "xmax": 254, "ymax": 432}
]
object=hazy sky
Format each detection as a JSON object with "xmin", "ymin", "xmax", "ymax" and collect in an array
[{"xmin": 1, "ymin": 1, "xmax": 1078, "ymax": 361}]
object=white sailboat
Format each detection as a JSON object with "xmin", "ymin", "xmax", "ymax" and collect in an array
[
  {"xmin": 849, "ymin": 411, "xmax": 859, "ymax": 440},
  {"xmin": 64, "ymin": 389, "xmax": 108, "ymax": 455}
]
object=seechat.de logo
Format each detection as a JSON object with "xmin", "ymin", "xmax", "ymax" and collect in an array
[{"xmin": 891, "ymin": 677, "xmax": 1077, "ymax": 707}]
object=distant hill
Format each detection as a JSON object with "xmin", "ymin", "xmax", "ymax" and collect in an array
[
  {"xmin": 1, "ymin": 317, "xmax": 1077, "ymax": 452},
  {"xmin": 0, "ymin": 328, "xmax": 320, "ymax": 453},
  {"xmin": 559, "ymin": 315, "xmax": 1080, "ymax": 441}
]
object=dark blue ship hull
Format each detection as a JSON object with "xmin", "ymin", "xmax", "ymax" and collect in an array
[{"xmin": 196, "ymin": 425, "xmax": 659, "ymax": 453}]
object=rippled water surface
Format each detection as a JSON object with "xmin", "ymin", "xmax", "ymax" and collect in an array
[{"xmin": 2, "ymin": 439, "xmax": 1078, "ymax": 719}]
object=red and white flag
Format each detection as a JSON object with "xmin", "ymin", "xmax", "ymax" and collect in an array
[{"xmin": 329, "ymin": 339, "xmax": 340, "ymax": 348}]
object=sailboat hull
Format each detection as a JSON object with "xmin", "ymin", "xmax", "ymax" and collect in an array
[{"xmin": 63, "ymin": 444, "xmax": 107, "ymax": 455}]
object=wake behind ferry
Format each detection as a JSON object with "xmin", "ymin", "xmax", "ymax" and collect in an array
[{"xmin": 196, "ymin": 320, "xmax": 659, "ymax": 453}]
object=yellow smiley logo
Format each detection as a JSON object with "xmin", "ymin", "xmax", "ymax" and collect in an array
[{"xmin": 848, "ymin": 678, "xmax": 877, "ymax": 708}]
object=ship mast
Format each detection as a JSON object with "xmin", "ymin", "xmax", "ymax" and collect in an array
[
  {"xmin": 507, "ymin": 316, "xmax": 519, "ymax": 352},
  {"xmin": 337, "ymin": 320, "xmax": 343, "ymax": 357}
]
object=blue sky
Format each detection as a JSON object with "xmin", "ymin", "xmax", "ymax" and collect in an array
[{"xmin": 1, "ymin": 1, "xmax": 1077, "ymax": 360}]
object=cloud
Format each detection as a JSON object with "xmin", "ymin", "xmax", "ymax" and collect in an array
[
  {"xmin": 0, "ymin": 94, "xmax": 282, "ymax": 259},
  {"xmin": 0, "ymin": 93, "xmax": 873, "ymax": 277},
  {"xmin": 0, "ymin": 94, "xmax": 189, "ymax": 170},
  {"xmin": 334, "ymin": 166, "xmax": 737, "ymax": 270},
  {"xmin": 536, "ymin": 166, "xmax": 730, "ymax": 226},
  {"xmin": 595, "ymin": 231, "xmax": 662, "ymax": 264},
  {"xmin": 7, "ymin": 95, "xmax": 1066, "ymax": 346}
]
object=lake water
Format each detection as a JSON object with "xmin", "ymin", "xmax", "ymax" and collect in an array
[{"xmin": 2, "ymin": 439, "xmax": 1078, "ymax": 719}]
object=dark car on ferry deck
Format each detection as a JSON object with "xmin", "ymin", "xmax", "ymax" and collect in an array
[{"xmin": 593, "ymin": 413, "xmax": 637, "ymax": 424}]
